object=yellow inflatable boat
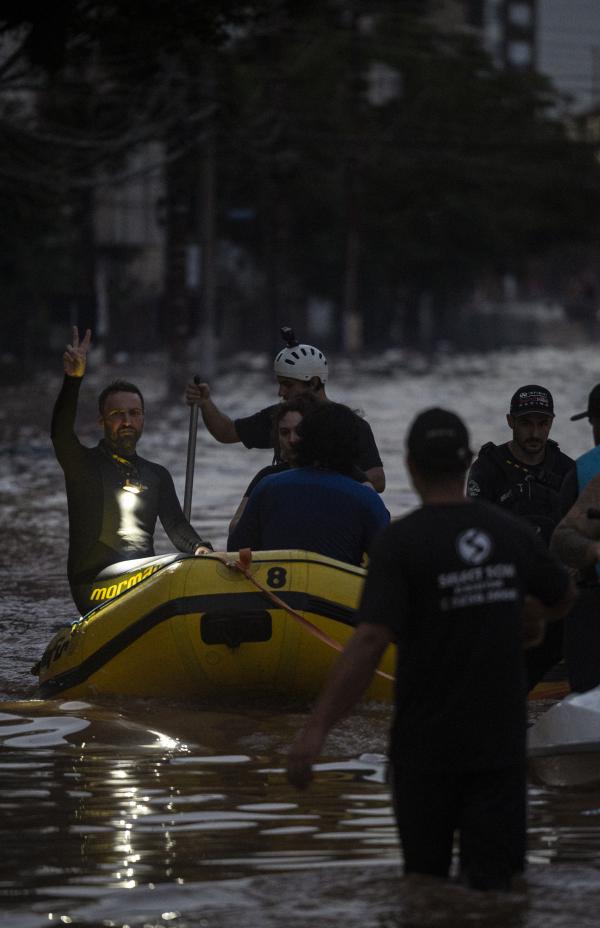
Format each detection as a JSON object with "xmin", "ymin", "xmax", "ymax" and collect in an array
[{"xmin": 36, "ymin": 550, "xmax": 396, "ymax": 703}]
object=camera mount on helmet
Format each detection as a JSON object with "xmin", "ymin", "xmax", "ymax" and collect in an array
[
  {"xmin": 280, "ymin": 326, "xmax": 299, "ymax": 349},
  {"xmin": 274, "ymin": 326, "xmax": 328, "ymax": 383}
]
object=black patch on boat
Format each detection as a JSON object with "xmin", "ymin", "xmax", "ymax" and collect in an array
[
  {"xmin": 201, "ymin": 610, "xmax": 272, "ymax": 648},
  {"xmin": 36, "ymin": 587, "xmax": 357, "ymax": 696},
  {"xmin": 304, "ymin": 595, "xmax": 358, "ymax": 625}
]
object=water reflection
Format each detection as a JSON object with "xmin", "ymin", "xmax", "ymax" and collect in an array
[
  {"xmin": 0, "ymin": 702, "xmax": 396, "ymax": 904},
  {"xmin": 0, "ymin": 711, "xmax": 90, "ymax": 748},
  {"xmin": 3, "ymin": 349, "xmax": 600, "ymax": 926},
  {"xmin": 3, "ymin": 691, "xmax": 600, "ymax": 928}
]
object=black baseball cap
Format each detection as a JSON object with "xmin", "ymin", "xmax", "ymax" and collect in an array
[
  {"xmin": 407, "ymin": 408, "xmax": 472, "ymax": 472},
  {"xmin": 509, "ymin": 385, "xmax": 554, "ymax": 418},
  {"xmin": 571, "ymin": 384, "xmax": 600, "ymax": 421}
]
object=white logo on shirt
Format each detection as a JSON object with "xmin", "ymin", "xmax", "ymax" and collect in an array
[{"xmin": 456, "ymin": 528, "xmax": 493, "ymax": 565}]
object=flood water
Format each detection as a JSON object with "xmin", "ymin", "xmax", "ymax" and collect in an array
[{"xmin": 2, "ymin": 343, "xmax": 600, "ymax": 927}]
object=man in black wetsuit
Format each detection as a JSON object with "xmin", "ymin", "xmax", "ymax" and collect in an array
[
  {"xmin": 466, "ymin": 384, "xmax": 574, "ymax": 690},
  {"xmin": 185, "ymin": 328, "xmax": 385, "ymax": 492},
  {"xmin": 52, "ymin": 327, "xmax": 212, "ymax": 614},
  {"xmin": 287, "ymin": 408, "xmax": 574, "ymax": 892}
]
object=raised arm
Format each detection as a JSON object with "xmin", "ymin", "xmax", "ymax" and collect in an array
[
  {"xmin": 63, "ymin": 326, "xmax": 92, "ymax": 378},
  {"xmin": 51, "ymin": 327, "xmax": 92, "ymax": 463},
  {"xmin": 185, "ymin": 380, "xmax": 240, "ymax": 444}
]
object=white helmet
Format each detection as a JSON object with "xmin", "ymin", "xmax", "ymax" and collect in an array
[{"xmin": 274, "ymin": 343, "xmax": 328, "ymax": 383}]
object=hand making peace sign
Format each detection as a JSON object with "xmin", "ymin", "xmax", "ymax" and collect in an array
[{"xmin": 63, "ymin": 326, "xmax": 92, "ymax": 378}]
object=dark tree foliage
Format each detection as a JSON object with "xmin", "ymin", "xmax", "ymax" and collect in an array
[
  {"xmin": 0, "ymin": 0, "xmax": 284, "ymax": 365},
  {"xmin": 0, "ymin": 0, "xmax": 599, "ymax": 365},
  {"xmin": 218, "ymin": 4, "xmax": 600, "ymax": 345}
]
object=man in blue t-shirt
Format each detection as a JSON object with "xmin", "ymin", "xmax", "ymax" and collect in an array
[
  {"xmin": 227, "ymin": 402, "xmax": 389, "ymax": 566},
  {"xmin": 287, "ymin": 408, "xmax": 574, "ymax": 892}
]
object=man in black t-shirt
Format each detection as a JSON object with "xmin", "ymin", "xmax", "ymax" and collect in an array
[
  {"xmin": 52, "ymin": 328, "xmax": 212, "ymax": 614},
  {"xmin": 287, "ymin": 408, "xmax": 574, "ymax": 892},
  {"xmin": 467, "ymin": 384, "xmax": 573, "ymax": 691},
  {"xmin": 185, "ymin": 329, "xmax": 385, "ymax": 492}
]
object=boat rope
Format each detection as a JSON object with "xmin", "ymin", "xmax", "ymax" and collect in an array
[
  {"xmin": 219, "ymin": 549, "xmax": 395, "ymax": 683},
  {"xmin": 528, "ymin": 681, "xmax": 569, "ymax": 702}
]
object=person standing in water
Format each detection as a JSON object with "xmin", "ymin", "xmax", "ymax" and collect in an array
[
  {"xmin": 287, "ymin": 408, "xmax": 574, "ymax": 891},
  {"xmin": 467, "ymin": 385, "xmax": 574, "ymax": 691}
]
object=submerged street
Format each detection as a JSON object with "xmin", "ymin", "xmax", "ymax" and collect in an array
[{"xmin": 2, "ymin": 344, "xmax": 600, "ymax": 927}]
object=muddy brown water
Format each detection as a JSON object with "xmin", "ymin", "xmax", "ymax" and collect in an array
[{"xmin": 2, "ymin": 348, "xmax": 600, "ymax": 927}]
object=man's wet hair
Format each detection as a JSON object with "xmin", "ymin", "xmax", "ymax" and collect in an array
[
  {"xmin": 271, "ymin": 393, "xmax": 322, "ymax": 460},
  {"xmin": 294, "ymin": 402, "xmax": 360, "ymax": 475},
  {"xmin": 98, "ymin": 380, "xmax": 145, "ymax": 416}
]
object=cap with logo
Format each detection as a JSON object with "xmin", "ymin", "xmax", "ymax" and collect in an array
[
  {"xmin": 407, "ymin": 408, "xmax": 472, "ymax": 472},
  {"xmin": 509, "ymin": 385, "xmax": 554, "ymax": 418},
  {"xmin": 571, "ymin": 384, "xmax": 600, "ymax": 421}
]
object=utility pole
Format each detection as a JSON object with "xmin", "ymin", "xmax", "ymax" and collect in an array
[
  {"xmin": 165, "ymin": 59, "xmax": 219, "ymax": 396},
  {"xmin": 197, "ymin": 98, "xmax": 218, "ymax": 380},
  {"xmin": 592, "ymin": 46, "xmax": 600, "ymax": 108},
  {"xmin": 164, "ymin": 148, "xmax": 191, "ymax": 399},
  {"xmin": 341, "ymin": 5, "xmax": 363, "ymax": 355}
]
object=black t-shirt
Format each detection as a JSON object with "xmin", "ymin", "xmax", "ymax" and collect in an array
[
  {"xmin": 467, "ymin": 440, "xmax": 574, "ymax": 542},
  {"xmin": 52, "ymin": 377, "xmax": 208, "ymax": 586},
  {"xmin": 234, "ymin": 403, "xmax": 383, "ymax": 473},
  {"xmin": 357, "ymin": 500, "xmax": 569, "ymax": 772},
  {"xmin": 244, "ymin": 462, "xmax": 290, "ymax": 497}
]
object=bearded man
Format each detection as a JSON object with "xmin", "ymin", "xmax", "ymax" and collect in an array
[{"xmin": 51, "ymin": 327, "xmax": 212, "ymax": 614}]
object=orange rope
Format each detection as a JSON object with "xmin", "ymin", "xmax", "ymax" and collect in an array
[
  {"xmin": 214, "ymin": 552, "xmax": 570, "ymax": 698},
  {"xmin": 219, "ymin": 549, "xmax": 395, "ymax": 683},
  {"xmin": 528, "ymin": 681, "xmax": 569, "ymax": 701}
]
